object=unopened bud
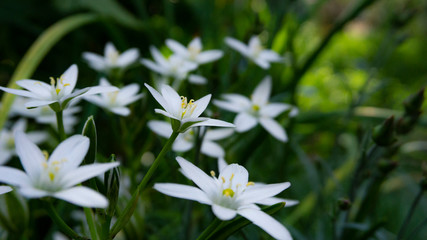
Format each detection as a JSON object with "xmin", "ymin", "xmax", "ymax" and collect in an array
[
  {"xmin": 104, "ymin": 155, "xmax": 120, "ymax": 217},
  {"xmin": 337, "ymin": 198, "xmax": 352, "ymax": 211},
  {"xmin": 372, "ymin": 116, "xmax": 396, "ymax": 146},
  {"xmin": 396, "ymin": 114, "xmax": 420, "ymax": 135},
  {"xmin": 403, "ymin": 88, "xmax": 424, "ymax": 115},
  {"xmin": 377, "ymin": 159, "xmax": 398, "ymax": 174}
]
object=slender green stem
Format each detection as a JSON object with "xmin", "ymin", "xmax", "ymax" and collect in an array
[
  {"xmin": 55, "ymin": 111, "xmax": 66, "ymax": 141},
  {"xmin": 83, "ymin": 208, "xmax": 99, "ymax": 240},
  {"xmin": 397, "ymin": 187, "xmax": 425, "ymax": 239},
  {"xmin": 109, "ymin": 131, "xmax": 179, "ymax": 238},
  {"xmin": 44, "ymin": 201, "xmax": 89, "ymax": 240},
  {"xmin": 196, "ymin": 217, "xmax": 221, "ymax": 240}
]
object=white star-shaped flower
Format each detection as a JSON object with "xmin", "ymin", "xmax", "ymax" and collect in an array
[
  {"xmin": 166, "ymin": 37, "xmax": 223, "ymax": 65},
  {"xmin": 214, "ymin": 76, "xmax": 298, "ymax": 142},
  {"xmin": 145, "ymin": 83, "xmax": 234, "ymax": 132},
  {"xmin": 0, "ymin": 131, "xmax": 119, "ymax": 208},
  {"xmin": 83, "ymin": 42, "xmax": 139, "ymax": 73},
  {"xmin": 84, "ymin": 78, "xmax": 143, "ymax": 116},
  {"xmin": 0, "ymin": 65, "xmax": 119, "ymax": 111},
  {"xmin": 154, "ymin": 157, "xmax": 294, "ymax": 240},
  {"xmin": 148, "ymin": 120, "xmax": 233, "ymax": 158},
  {"xmin": 225, "ymin": 35, "xmax": 283, "ymax": 69}
]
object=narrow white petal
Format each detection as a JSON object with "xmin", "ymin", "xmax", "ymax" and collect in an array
[
  {"xmin": 260, "ymin": 103, "xmax": 292, "ymax": 118},
  {"xmin": 238, "ymin": 182, "xmax": 291, "ymax": 205},
  {"xmin": 154, "ymin": 109, "xmax": 179, "ymax": 120},
  {"xmin": 53, "ymin": 186, "xmax": 108, "ymax": 208},
  {"xmin": 150, "ymin": 46, "xmax": 169, "ymax": 67},
  {"xmin": 190, "ymin": 94, "xmax": 211, "ymax": 118},
  {"xmin": 213, "ymin": 100, "xmax": 242, "ymax": 113},
  {"xmin": 238, "ymin": 208, "xmax": 293, "ymax": 240},
  {"xmin": 12, "ymin": 118, "xmax": 27, "ymax": 132},
  {"xmin": 104, "ymin": 42, "xmax": 116, "ymax": 58},
  {"xmin": 119, "ymin": 93, "xmax": 143, "ymax": 106},
  {"xmin": 14, "ymin": 131, "xmax": 45, "ymax": 180},
  {"xmin": 253, "ymin": 58, "xmax": 270, "ymax": 69},
  {"xmin": 19, "ymin": 187, "xmax": 49, "ymax": 198},
  {"xmin": 259, "ymin": 50, "xmax": 283, "ymax": 62},
  {"xmin": 82, "ymin": 86, "xmax": 119, "ymax": 97},
  {"xmin": 61, "ymin": 162, "xmax": 119, "ymax": 188},
  {"xmin": 61, "ymin": 64, "xmax": 78, "ymax": 96},
  {"xmin": 154, "ymin": 183, "xmax": 212, "ymax": 204},
  {"xmin": 166, "ymin": 39, "xmax": 189, "ymax": 57},
  {"xmin": 49, "ymin": 135, "xmax": 89, "ymax": 172},
  {"xmin": 176, "ymin": 157, "xmax": 217, "ymax": 196},
  {"xmin": 220, "ymin": 164, "xmax": 248, "ymax": 187},
  {"xmin": 217, "ymin": 158, "xmax": 228, "ymax": 173},
  {"xmin": 0, "ymin": 152, "xmax": 13, "ymax": 165},
  {"xmin": 0, "ymin": 86, "xmax": 39, "ymax": 98},
  {"xmin": 259, "ymin": 118, "xmax": 288, "ymax": 142},
  {"xmin": 234, "ymin": 112, "xmax": 257, "ymax": 132},
  {"xmin": 117, "ymin": 48, "xmax": 139, "ymax": 67},
  {"xmin": 189, "ymin": 37, "xmax": 202, "ymax": 51},
  {"xmin": 26, "ymin": 131, "xmax": 48, "ymax": 144},
  {"xmin": 201, "ymin": 141, "xmax": 225, "ymax": 158},
  {"xmin": 141, "ymin": 59, "xmax": 168, "ymax": 75},
  {"xmin": 225, "ymin": 37, "xmax": 250, "ymax": 58},
  {"xmin": 173, "ymin": 137, "xmax": 194, "ymax": 152},
  {"xmin": 196, "ymin": 50, "xmax": 223, "ymax": 64},
  {"xmin": 190, "ymin": 118, "xmax": 235, "ymax": 128},
  {"xmin": 188, "ymin": 74, "xmax": 208, "ymax": 85},
  {"xmin": 148, "ymin": 120, "xmax": 173, "ymax": 138},
  {"xmin": 0, "ymin": 166, "xmax": 31, "ymax": 187},
  {"xmin": 82, "ymin": 52, "xmax": 106, "ymax": 71},
  {"xmin": 145, "ymin": 84, "xmax": 170, "ymax": 113},
  {"xmin": 25, "ymin": 100, "xmax": 56, "ymax": 108},
  {"xmin": 110, "ymin": 107, "xmax": 131, "ymax": 116},
  {"xmin": 16, "ymin": 80, "xmax": 51, "ymax": 99},
  {"xmin": 161, "ymin": 84, "xmax": 182, "ymax": 117},
  {"xmin": 116, "ymin": 83, "xmax": 140, "ymax": 103},
  {"xmin": 204, "ymin": 128, "xmax": 234, "ymax": 140},
  {"xmin": 251, "ymin": 76, "xmax": 271, "ymax": 106},
  {"xmin": 0, "ymin": 186, "xmax": 12, "ymax": 195},
  {"xmin": 256, "ymin": 197, "xmax": 299, "ymax": 207},
  {"xmin": 212, "ymin": 204, "xmax": 237, "ymax": 220}
]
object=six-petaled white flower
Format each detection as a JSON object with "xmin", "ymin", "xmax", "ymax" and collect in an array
[
  {"xmin": 83, "ymin": 42, "xmax": 139, "ymax": 73},
  {"xmin": 145, "ymin": 83, "xmax": 234, "ymax": 132},
  {"xmin": 225, "ymin": 35, "xmax": 283, "ymax": 69},
  {"xmin": 154, "ymin": 157, "xmax": 294, "ymax": 240},
  {"xmin": 84, "ymin": 78, "xmax": 143, "ymax": 116},
  {"xmin": 214, "ymin": 76, "xmax": 298, "ymax": 142},
  {"xmin": 166, "ymin": 37, "xmax": 223, "ymax": 65},
  {"xmin": 148, "ymin": 120, "xmax": 233, "ymax": 158},
  {"xmin": 0, "ymin": 131, "xmax": 119, "ymax": 208},
  {"xmin": 0, "ymin": 65, "xmax": 119, "ymax": 111}
]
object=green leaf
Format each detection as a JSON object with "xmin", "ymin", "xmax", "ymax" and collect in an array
[{"xmin": 82, "ymin": 116, "xmax": 97, "ymax": 165}]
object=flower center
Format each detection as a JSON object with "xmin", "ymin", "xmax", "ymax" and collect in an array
[
  {"xmin": 252, "ymin": 104, "xmax": 260, "ymax": 112},
  {"xmin": 107, "ymin": 50, "xmax": 119, "ymax": 64},
  {"xmin": 108, "ymin": 91, "xmax": 119, "ymax": 104},
  {"xmin": 222, "ymin": 188, "xmax": 235, "ymax": 197},
  {"xmin": 49, "ymin": 75, "xmax": 70, "ymax": 97},
  {"xmin": 37, "ymin": 152, "xmax": 68, "ymax": 191},
  {"xmin": 180, "ymin": 96, "xmax": 196, "ymax": 118},
  {"xmin": 188, "ymin": 46, "xmax": 201, "ymax": 59}
]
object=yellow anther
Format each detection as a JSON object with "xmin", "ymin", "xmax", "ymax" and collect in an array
[
  {"xmin": 59, "ymin": 75, "xmax": 64, "ymax": 84},
  {"xmin": 42, "ymin": 150, "xmax": 49, "ymax": 160},
  {"xmin": 50, "ymin": 77, "xmax": 56, "ymax": 85},
  {"xmin": 49, "ymin": 172, "xmax": 55, "ymax": 181},
  {"xmin": 52, "ymin": 161, "xmax": 60, "ymax": 166},
  {"xmin": 221, "ymin": 177, "xmax": 226, "ymax": 183},
  {"xmin": 61, "ymin": 158, "xmax": 68, "ymax": 163},
  {"xmin": 210, "ymin": 170, "xmax": 216, "ymax": 177},
  {"xmin": 56, "ymin": 89, "xmax": 61, "ymax": 94},
  {"xmin": 63, "ymin": 83, "xmax": 70, "ymax": 87},
  {"xmin": 42, "ymin": 162, "xmax": 48, "ymax": 169},
  {"xmin": 222, "ymin": 188, "xmax": 235, "ymax": 197},
  {"xmin": 229, "ymin": 173, "xmax": 235, "ymax": 181},
  {"xmin": 54, "ymin": 166, "xmax": 60, "ymax": 172},
  {"xmin": 246, "ymin": 181, "xmax": 255, "ymax": 187}
]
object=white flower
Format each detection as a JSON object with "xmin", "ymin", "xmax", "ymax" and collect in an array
[
  {"xmin": 225, "ymin": 35, "xmax": 282, "ymax": 69},
  {"xmin": 141, "ymin": 46, "xmax": 198, "ymax": 81},
  {"xmin": 10, "ymin": 97, "xmax": 80, "ymax": 133},
  {"xmin": 214, "ymin": 76, "xmax": 298, "ymax": 142},
  {"xmin": 0, "ymin": 119, "xmax": 47, "ymax": 165},
  {"xmin": 0, "ymin": 64, "xmax": 118, "ymax": 110},
  {"xmin": 166, "ymin": 37, "xmax": 223, "ymax": 65},
  {"xmin": 82, "ymin": 42, "xmax": 139, "ymax": 72},
  {"xmin": 0, "ymin": 131, "xmax": 119, "ymax": 208},
  {"xmin": 0, "ymin": 186, "xmax": 12, "ymax": 195},
  {"xmin": 154, "ymin": 157, "xmax": 294, "ymax": 240},
  {"xmin": 148, "ymin": 120, "xmax": 233, "ymax": 158},
  {"xmin": 145, "ymin": 83, "xmax": 234, "ymax": 132},
  {"xmin": 84, "ymin": 78, "xmax": 143, "ymax": 116}
]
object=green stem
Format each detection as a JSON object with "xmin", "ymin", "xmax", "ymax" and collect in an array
[
  {"xmin": 44, "ymin": 201, "xmax": 89, "ymax": 240},
  {"xmin": 0, "ymin": 13, "xmax": 99, "ymax": 131},
  {"xmin": 83, "ymin": 208, "xmax": 99, "ymax": 240},
  {"xmin": 397, "ymin": 187, "xmax": 425, "ymax": 239},
  {"xmin": 196, "ymin": 218, "xmax": 221, "ymax": 240},
  {"xmin": 109, "ymin": 131, "xmax": 179, "ymax": 238},
  {"xmin": 55, "ymin": 111, "xmax": 66, "ymax": 141}
]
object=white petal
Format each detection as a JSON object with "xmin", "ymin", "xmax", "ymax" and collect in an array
[
  {"xmin": 53, "ymin": 186, "xmax": 108, "ymax": 208},
  {"xmin": 19, "ymin": 187, "xmax": 49, "ymax": 198},
  {"xmin": 251, "ymin": 76, "xmax": 271, "ymax": 106},
  {"xmin": 61, "ymin": 64, "xmax": 78, "ymax": 96},
  {"xmin": 166, "ymin": 39, "xmax": 189, "ymax": 57},
  {"xmin": 12, "ymin": 118, "xmax": 27, "ymax": 132},
  {"xmin": 154, "ymin": 183, "xmax": 212, "ymax": 204},
  {"xmin": 116, "ymin": 83, "xmax": 140, "ymax": 103},
  {"xmin": 161, "ymin": 84, "xmax": 182, "ymax": 118},
  {"xmin": 201, "ymin": 141, "xmax": 225, "ymax": 158},
  {"xmin": 141, "ymin": 59, "xmax": 168, "ymax": 75},
  {"xmin": 82, "ymin": 52, "xmax": 106, "ymax": 71},
  {"xmin": 196, "ymin": 50, "xmax": 223, "ymax": 64},
  {"xmin": 150, "ymin": 46, "xmax": 169, "ymax": 68},
  {"xmin": 0, "ymin": 86, "xmax": 39, "ymax": 98},
  {"xmin": 0, "ymin": 152, "xmax": 13, "ymax": 165},
  {"xmin": 154, "ymin": 109, "xmax": 179, "ymax": 120},
  {"xmin": 253, "ymin": 58, "xmax": 270, "ymax": 69},
  {"xmin": 81, "ymin": 86, "xmax": 119, "ymax": 97},
  {"xmin": 16, "ymin": 80, "xmax": 51, "ymax": 99},
  {"xmin": 259, "ymin": 50, "xmax": 283, "ymax": 62},
  {"xmin": 256, "ymin": 197, "xmax": 299, "ymax": 207},
  {"xmin": 259, "ymin": 118, "xmax": 288, "ymax": 142},
  {"xmin": 217, "ymin": 158, "xmax": 228, "ymax": 173},
  {"xmin": 148, "ymin": 120, "xmax": 173, "ymax": 138},
  {"xmin": 219, "ymin": 164, "xmax": 248, "ymax": 188},
  {"xmin": 14, "ymin": 131, "xmax": 45, "ymax": 180},
  {"xmin": 110, "ymin": 107, "xmax": 131, "ymax": 116},
  {"xmin": 205, "ymin": 128, "xmax": 234, "ymax": 140},
  {"xmin": 188, "ymin": 74, "xmax": 207, "ymax": 85},
  {"xmin": 0, "ymin": 186, "xmax": 12, "ymax": 195},
  {"xmin": 212, "ymin": 204, "xmax": 237, "ymax": 220},
  {"xmin": 49, "ymin": 135, "xmax": 89, "ymax": 172},
  {"xmin": 225, "ymin": 37, "xmax": 250, "ymax": 58},
  {"xmin": 213, "ymin": 100, "xmax": 242, "ymax": 113},
  {"xmin": 234, "ymin": 112, "xmax": 257, "ymax": 132},
  {"xmin": 25, "ymin": 100, "xmax": 56, "ymax": 108},
  {"xmin": 176, "ymin": 157, "xmax": 217, "ymax": 196},
  {"xmin": 188, "ymin": 37, "xmax": 202, "ymax": 51},
  {"xmin": 0, "ymin": 166, "xmax": 31, "ymax": 187},
  {"xmin": 61, "ymin": 162, "xmax": 119, "ymax": 188},
  {"xmin": 26, "ymin": 131, "xmax": 48, "ymax": 144},
  {"xmin": 260, "ymin": 103, "xmax": 292, "ymax": 118},
  {"xmin": 145, "ymin": 83, "xmax": 170, "ymax": 113},
  {"xmin": 238, "ymin": 182, "xmax": 291, "ymax": 205},
  {"xmin": 120, "ymin": 93, "xmax": 143, "ymax": 106},
  {"xmin": 190, "ymin": 94, "xmax": 211, "ymax": 118},
  {"xmin": 190, "ymin": 118, "xmax": 235, "ymax": 128},
  {"xmin": 237, "ymin": 208, "xmax": 293, "ymax": 240},
  {"xmin": 117, "ymin": 48, "xmax": 139, "ymax": 67},
  {"xmin": 104, "ymin": 42, "xmax": 117, "ymax": 58},
  {"xmin": 173, "ymin": 137, "xmax": 194, "ymax": 152}
]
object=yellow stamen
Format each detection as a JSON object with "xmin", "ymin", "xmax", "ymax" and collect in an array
[
  {"xmin": 49, "ymin": 172, "xmax": 55, "ymax": 181},
  {"xmin": 229, "ymin": 173, "xmax": 234, "ymax": 181},
  {"xmin": 246, "ymin": 181, "xmax": 255, "ymax": 187},
  {"xmin": 56, "ymin": 89, "xmax": 61, "ymax": 94},
  {"xmin": 221, "ymin": 177, "xmax": 226, "ymax": 183},
  {"xmin": 210, "ymin": 170, "xmax": 216, "ymax": 177},
  {"xmin": 63, "ymin": 83, "xmax": 70, "ymax": 87},
  {"xmin": 42, "ymin": 150, "xmax": 49, "ymax": 160},
  {"xmin": 222, "ymin": 188, "xmax": 235, "ymax": 197},
  {"xmin": 42, "ymin": 162, "xmax": 48, "ymax": 169},
  {"xmin": 50, "ymin": 77, "xmax": 55, "ymax": 85}
]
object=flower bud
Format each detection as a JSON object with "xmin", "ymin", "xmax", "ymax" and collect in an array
[
  {"xmin": 372, "ymin": 116, "xmax": 396, "ymax": 146},
  {"xmin": 396, "ymin": 114, "xmax": 420, "ymax": 135},
  {"xmin": 377, "ymin": 159, "xmax": 398, "ymax": 174},
  {"xmin": 0, "ymin": 190, "xmax": 29, "ymax": 234},
  {"xmin": 104, "ymin": 155, "xmax": 120, "ymax": 217},
  {"xmin": 337, "ymin": 198, "xmax": 352, "ymax": 211},
  {"xmin": 403, "ymin": 88, "xmax": 424, "ymax": 115}
]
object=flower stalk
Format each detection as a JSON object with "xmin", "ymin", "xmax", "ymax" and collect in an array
[
  {"xmin": 196, "ymin": 217, "xmax": 221, "ymax": 240},
  {"xmin": 55, "ymin": 111, "xmax": 66, "ymax": 141}
]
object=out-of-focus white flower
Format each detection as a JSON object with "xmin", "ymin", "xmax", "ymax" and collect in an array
[
  {"xmin": 148, "ymin": 120, "xmax": 233, "ymax": 158},
  {"xmin": 0, "ymin": 186, "xmax": 12, "ymax": 195},
  {"xmin": 0, "ymin": 119, "xmax": 47, "ymax": 165},
  {"xmin": 154, "ymin": 157, "xmax": 294, "ymax": 240},
  {"xmin": 10, "ymin": 97, "xmax": 80, "ymax": 133},
  {"xmin": 0, "ymin": 132, "xmax": 119, "ymax": 208},
  {"xmin": 84, "ymin": 78, "xmax": 143, "ymax": 116},
  {"xmin": 145, "ymin": 83, "xmax": 234, "ymax": 132},
  {"xmin": 0, "ymin": 65, "xmax": 118, "ymax": 110},
  {"xmin": 166, "ymin": 37, "xmax": 223, "ymax": 65},
  {"xmin": 83, "ymin": 42, "xmax": 139, "ymax": 73},
  {"xmin": 141, "ymin": 46, "xmax": 198, "ymax": 81},
  {"xmin": 214, "ymin": 76, "xmax": 298, "ymax": 142},
  {"xmin": 225, "ymin": 36, "xmax": 282, "ymax": 69}
]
